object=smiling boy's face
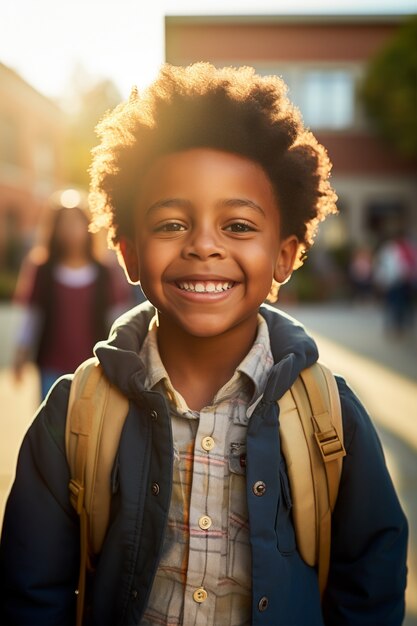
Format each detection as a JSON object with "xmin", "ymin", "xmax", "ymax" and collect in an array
[{"xmin": 120, "ymin": 148, "xmax": 298, "ymax": 340}]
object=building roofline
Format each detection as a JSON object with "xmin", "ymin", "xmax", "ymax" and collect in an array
[
  {"xmin": 0, "ymin": 62, "xmax": 62, "ymax": 113},
  {"xmin": 165, "ymin": 14, "xmax": 410, "ymax": 26}
]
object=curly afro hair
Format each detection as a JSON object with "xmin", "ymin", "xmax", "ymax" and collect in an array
[{"xmin": 89, "ymin": 63, "xmax": 337, "ymax": 269}]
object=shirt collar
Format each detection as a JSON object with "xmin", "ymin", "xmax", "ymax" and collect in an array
[{"xmin": 139, "ymin": 314, "xmax": 273, "ymax": 417}]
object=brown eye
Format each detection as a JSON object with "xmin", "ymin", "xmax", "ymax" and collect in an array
[
  {"xmin": 225, "ymin": 221, "xmax": 255, "ymax": 233},
  {"xmin": 154, "ymin": 222, "xmax": 186, "ymax": 232}
]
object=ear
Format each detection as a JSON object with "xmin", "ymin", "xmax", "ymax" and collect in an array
[
  {"xmin": 274, "ymin": 235, "xmax": 299, "ymax": 284},
  {"xmin": 118, "ymin": 237, "xmax": 140, "ymax": 284}
]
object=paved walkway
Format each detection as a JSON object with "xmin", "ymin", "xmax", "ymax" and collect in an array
[
  {"xmin": 1, "ymin": 302, "xmax": 416, "ymax": 622},
  {"xmin": 280, "ymin": 302, "xmax": 417, "ymax": 382}
]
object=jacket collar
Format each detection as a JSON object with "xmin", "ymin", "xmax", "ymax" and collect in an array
[
  {"xmin": 259, "ymin": 304, "xmax": 318, "ymax": 401},
  {"xmin": 94, "ymin": 301, "xmax": 318, "ymax": 402}
]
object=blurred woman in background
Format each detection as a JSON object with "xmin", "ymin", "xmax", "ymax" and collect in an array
[{"xmin": 13, "ymin": 190, "xmax": 130, "ymax": 399}]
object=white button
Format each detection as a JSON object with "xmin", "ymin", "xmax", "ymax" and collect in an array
[
  {"xmin": 198, "ymin": 515, "xmax": 212, "ymax": 530},
  {"xmin": 201, "ymin": 436, "xmax": 215, "ymax": 451},
  {"xmin": 193, "ymin": 587, "xmax": 208, "ymax": 603}
]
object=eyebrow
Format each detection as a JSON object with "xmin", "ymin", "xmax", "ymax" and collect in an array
[
  {"xmin": 221, "ymin": 198, "xmax": 265, "ymax": 216},
  {"xmin": 146, "ymin": 197, "xmax": 266, "ymax": 216},
  {"xmin": 146, "ymin": 198, "xmax": 192, "ymax": 214}
]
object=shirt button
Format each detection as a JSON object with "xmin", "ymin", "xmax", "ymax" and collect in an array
[
  {"xmin": 198, "ymin": 515, "xmax": 212, "ymax": 530},
  {"xmin": 258, "ymin": 596, "xmax": 269, "ymax": 611},
  {"xmin": 201, "ymin": 436, "xmax": 215, "ymax": 451},
  {"xmin": 193, "ymin": 587, "xmax": 208, "ymax": 603},
  {"xmin": 253, "ymin": 480, "xmax": 266, "ymax": 496},
  {"xmin": 151, "ymin": 482, "xmax": 160, "ymax": 495},
  {"xmin": 150, "ymin": 410, "xmax": 158, "ymax": 421}
]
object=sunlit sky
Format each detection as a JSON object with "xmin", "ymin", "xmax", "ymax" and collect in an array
[{"xmin": 1, "ymin": 0, "xmax": 415, "ymax": 103}]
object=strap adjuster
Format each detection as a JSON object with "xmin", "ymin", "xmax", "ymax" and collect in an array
[
  {"xmin": 314, "ymin": 428, "xmax": 346, "ymax": 463},
  {"xmin": 69, "ymin": 479, "xmax": 85, "ymax": 514}
]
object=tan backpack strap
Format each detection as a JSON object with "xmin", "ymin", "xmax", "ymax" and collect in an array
[
  {"xmin": 67, "ymin": 360, "xmax": 102, "ymax": 515},
  {"xmin": 65, "ymin": 358, "xmax": 129, "ymax": 626},
  {"xmin": 299, "ymin": 363, "xmax": 346, "ymax": 595},
  {"xmin": 299, "ymin": 363, "xmax": 345, "ymax": 512},
  {"xmin": 279, "ymin": 362, "xmax": 345, "ymax": 598},
  {"xmin": 66, "ymin": 358, "xmax": 101, "ymax": 626}
]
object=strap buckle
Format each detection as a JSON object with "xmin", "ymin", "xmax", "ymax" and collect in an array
[
  {"xmin": 69, "ymin": 479, "xmax": 85, "ymax": 514},
  {"xmin": 314, "ymin": 428, "xmax": 346, "ymax": 463}
]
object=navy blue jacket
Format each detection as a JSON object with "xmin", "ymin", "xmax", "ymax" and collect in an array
[{"xmin": 0, "ymin": 303, "xmax": 408, "ymax": 625}]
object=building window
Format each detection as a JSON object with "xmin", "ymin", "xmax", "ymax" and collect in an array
[
  {"xmin": 366, "ymin": 199, "xmax": 408, "ymax": 240},
  {"xmin": 257, "ymin": 66, "xmax": 356, "ymax": 131},
  {"xmin": 301, "ymin": 70, "xmax": 355, "ymax": 130}
]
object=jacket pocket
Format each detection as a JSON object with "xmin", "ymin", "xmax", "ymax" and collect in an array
[{"xmin": 275, "ymin": 460, "xmax": 296, "ymax": 555}]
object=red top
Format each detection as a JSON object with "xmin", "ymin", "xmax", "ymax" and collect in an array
[
  {"xmin": 15, "ymin": 260, "xmax": 130, "ymax": 373},
  {"xmin": 38, "ymin": 279, "xmax": 98, "ymax": 371}
]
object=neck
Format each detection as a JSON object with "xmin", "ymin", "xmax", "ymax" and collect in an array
[{"xmin": 156, "ymin": 314, "xmax": 258, "ymax": 410}]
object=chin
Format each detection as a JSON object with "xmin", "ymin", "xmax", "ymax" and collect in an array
[
  {"xmin": 179, "ymin": 323, "xmax": 228, "ymax": 338},
  {"xmin": 178, "ymin": 313, "xmax": 255, "ymax": 339}
]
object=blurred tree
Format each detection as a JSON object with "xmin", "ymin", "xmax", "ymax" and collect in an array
[
  {"xmin": 360, "ymin": 16, "xmax": 417, "ymax": 159},
  {"xmin": 63, "ymin": 69, "xmax": 122, "ymax": 187}
]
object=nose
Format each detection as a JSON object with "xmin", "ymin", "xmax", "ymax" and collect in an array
[{"xmin": 181, "ymin": 224, "xmax": 226, "ymax": 260}]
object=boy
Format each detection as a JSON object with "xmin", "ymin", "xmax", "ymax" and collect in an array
[{"xmin": 0, "ymin": 64, "xmax": 408, "ymax": 625}]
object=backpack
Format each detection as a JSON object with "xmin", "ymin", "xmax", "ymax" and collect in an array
[{"xmin": 66, "ymin": 358, "xmax": 346, "ymax": 626}]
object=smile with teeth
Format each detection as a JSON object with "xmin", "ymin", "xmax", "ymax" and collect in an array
[{"xmin": 176, "ymin": 280, "xmax": 235, "ymax": 293}]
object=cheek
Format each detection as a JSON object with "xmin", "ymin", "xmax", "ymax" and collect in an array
[
  {"xmin": 137, "ymin": 240, "xmax": 170, "ymax": 284},
  {"xmin": 243, "ymin": 239, "xmax": 277, "ymax": 274}
]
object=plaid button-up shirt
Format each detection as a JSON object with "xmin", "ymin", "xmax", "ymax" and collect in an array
[{"xmin": 139, "ymin": 315, "xmax": 274, "ymax": 626}]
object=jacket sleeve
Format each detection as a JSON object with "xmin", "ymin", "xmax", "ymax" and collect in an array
[
  {"xmin": 0, "ymin": 377, "xmax": 79, "ymax": 626},
  {"xmin": 322, "ymin": 378, "xmax": 408, "ymax": 626}
]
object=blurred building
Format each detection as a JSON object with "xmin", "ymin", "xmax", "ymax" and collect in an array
[
  {"xmin": 165, "ymin": 14, "xmax": 417, "ymax": 250},
  {"xmin": 0, "ymin": 63, "xmax": 65, "ymax": 273}
]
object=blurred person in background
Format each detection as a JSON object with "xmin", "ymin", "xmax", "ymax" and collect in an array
[
  {"xmin": 373, "ymin": 227, "xmax": 417, "ymax": 337},
  {"xmin": 13, "ymin": 189, "xmax": 130, "ymax": 399},
  {"xmin": 349, "ymin": 245, "xmax": 374, "ymax": 303}
]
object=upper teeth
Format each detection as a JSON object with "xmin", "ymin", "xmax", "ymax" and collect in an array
[{"xmin": 177, "ymin": 281, "xmax": 234, "ymax": 293}]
